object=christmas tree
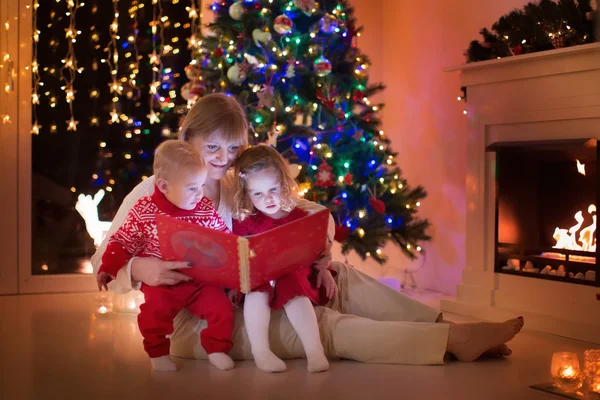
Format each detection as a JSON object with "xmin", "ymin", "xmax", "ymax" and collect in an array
[{"xmin": 186, "ymin": 0, "xmax": 430, "ymax": 263}]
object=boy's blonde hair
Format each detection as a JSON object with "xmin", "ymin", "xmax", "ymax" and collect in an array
[
  {"xmin": 153, "ymin": 140, "xmax": 205, "ymax": 181},
  {"xmin": 179, "ymin": 93, "xmax": 249, "ymax": 149},
  {"xmin": 233, "ymin": 145, "xmax": 298, "ymax": 221}
]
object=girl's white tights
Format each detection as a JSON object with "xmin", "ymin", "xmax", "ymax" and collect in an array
[
  {"xmin": 284, "ymin": 296, "xmax": 329, "ymax": 372},
  {"xmin": 244, "ymin": 291, "xmax": 287, "ymax": 372},
  {"xmin": 244, "ymin": 291, "xmax": 329, "ymax": 373}
]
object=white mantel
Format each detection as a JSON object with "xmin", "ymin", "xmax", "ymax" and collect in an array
[{"xmin": 440, "ymin": 43, "xmax": 600, "ymax": 344}]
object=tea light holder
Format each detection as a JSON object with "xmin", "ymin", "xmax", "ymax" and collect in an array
[
  {"xmin": 95, "ymin": 293, "xmax": 113, "ymax": 315},
  {"xmin": 552, "ymin": 352, "xmax": 584, "ymax": 392},
  {"xmin": 584, "ymin": 350, "xmax": 600, "ymax": 399}
]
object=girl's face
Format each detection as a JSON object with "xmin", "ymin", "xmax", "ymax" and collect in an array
[
  {"xmin": 244, "ymin": 167, "xmax": 287, "ymax": 219},
  {"xmin": 190, "ymin": 132, "xmax": 243, "ymax": 180}
]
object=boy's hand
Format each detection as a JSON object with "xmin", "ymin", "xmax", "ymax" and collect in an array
[
  {"xmin": 316, "ymin": 269, "xmax": 338, "ymax": 299},
  {"xmin": 96, "ymin": 272, "xmax": 115, "ymax": 292}
]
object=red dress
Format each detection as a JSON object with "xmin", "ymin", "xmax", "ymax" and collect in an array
[
  {"xmin": 232, "ymin": 208, "xmax": 332, "ymax": 310},
  {"xmin": 99, "ymin": 188, "xmax": 234, "ymax": 358}
]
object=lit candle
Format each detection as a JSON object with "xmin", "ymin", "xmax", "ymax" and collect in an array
[
  {"xmin": 584, "ymin": 350, "xmax": 600, "ymax": 396},
  {"xmin": 552, "ymin": 352, "xmax": 583, "ymax": 391}
]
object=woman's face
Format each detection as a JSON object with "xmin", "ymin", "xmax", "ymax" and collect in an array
[{"xmin": 189, "ymin": 132, "xmax": 243, "ymax": 180}]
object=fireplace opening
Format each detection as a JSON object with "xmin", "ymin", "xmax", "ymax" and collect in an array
[{"xmin": 488, "ymin": 138, "xmax": 599, "ymax": 287}]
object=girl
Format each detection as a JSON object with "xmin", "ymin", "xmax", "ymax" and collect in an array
[
  {"xmin": 91, "ymin": 93, "xmax": 524, "ymax": 368},
  {"xmin": 232, "ymin": 145, "xmax": 334, "ymax": 373}
]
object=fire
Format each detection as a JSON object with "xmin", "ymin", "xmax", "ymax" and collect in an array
[
  {"xmin": 576, "ymin": 159, "xmax": 586, "ymax": 176},
  {"xmin": 553, "ymin": 204, "xmax": 596, "ymax": 252}
]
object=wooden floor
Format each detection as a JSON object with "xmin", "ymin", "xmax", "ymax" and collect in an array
[{"xmin": 1, "ymin": 292, "xmax": 598, "ymax": 400}]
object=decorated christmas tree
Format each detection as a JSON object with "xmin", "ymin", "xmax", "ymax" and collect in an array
[{"xmin": 183, "ymin": 0, "xmax": 430, "ymax": 263}]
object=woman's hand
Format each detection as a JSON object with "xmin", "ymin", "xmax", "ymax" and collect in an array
[
  {"xmin": 131, "ymin": 257, "xmax": 193, "ymax": 286},
  {"xmin": 316, "ymin": 269, "xmax": 339, "ymax": 299}
]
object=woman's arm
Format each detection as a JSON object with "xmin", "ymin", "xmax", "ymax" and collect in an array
[{"xmin": 90, "ymin": 177, "xmax": 155, "ymax": 293}]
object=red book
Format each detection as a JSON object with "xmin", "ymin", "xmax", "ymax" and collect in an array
[{"xmin": 156, "ymin": 209, "xmax": 330, "ymax": 293}]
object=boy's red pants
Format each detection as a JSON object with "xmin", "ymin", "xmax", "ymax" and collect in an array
[{"xmin": 138, "ymin": 282, "xmax": 234, "ymax": 358}]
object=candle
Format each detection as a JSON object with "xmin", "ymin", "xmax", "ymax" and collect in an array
[
  {"xmin": 552, "ymin": 352, "xmax": 583, "ymax": 392},
  {"xmin": 584, "ymin": 350, "xmax": 600, "ymax": 398}
]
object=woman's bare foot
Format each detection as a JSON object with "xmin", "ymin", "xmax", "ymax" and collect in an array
[{"xmin": 447, "ymin": 317, "xmax": 524, "ymax": 362}]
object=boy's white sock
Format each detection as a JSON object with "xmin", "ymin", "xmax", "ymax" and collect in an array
[
  {"xmin": 150, "ymin": 355, "xmax": 177, "ymax": 372},
  {"xmin": 244, "ymin": 291, "xmax": 287, "ymax": 373},
  {"xmin": 284, "ymin": 296, "xmax": 329, "ymax": 373},
  {"xmin": 208, "ymin": 352, "xmax": 235, "ymax": 371}
]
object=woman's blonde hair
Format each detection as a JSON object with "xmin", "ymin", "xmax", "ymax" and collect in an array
[
  {"xmin": 153, "ymin": 140, "xmax": 205, "ymax": 181},
  {"xmin": 233, "ymin": 145, "xmax": 298, "ymax": 221},
  {"xmin": 179, "ymin": 93, "xmax": 249, "ymax": 149}
]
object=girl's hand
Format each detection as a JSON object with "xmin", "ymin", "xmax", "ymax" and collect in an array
[
  {"xmin": 131, "ymin": 257, "xmax": 193, "ymax": 286},
  {"xmin": 96, "ymin": 272, "xmax": 115, "ymax": 291},
  {"xmin": 316, "ymin": 269, "xmax": 339, "ymax": 299}
]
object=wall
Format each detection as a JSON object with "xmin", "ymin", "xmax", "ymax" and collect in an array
[{"xmin": 341, "ymin": 0, "xmax": 536, "ymax": 294}]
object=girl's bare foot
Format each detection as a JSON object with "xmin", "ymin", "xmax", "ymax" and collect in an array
[{"xmin": 447, "ymin": 317, "xmax": 524, "ymax": 362}]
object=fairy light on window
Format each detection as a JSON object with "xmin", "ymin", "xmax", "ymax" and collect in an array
[
  {"xmin": 31, "ymin": 0, "xmax": 41, "ymax": 133},
  {"xmin": 61, "ymin": 0, "xmax": 80, "ymax": 131},
  {"xmin": 1, "ymin": 1, "xmax": 15, "ymax": 125},
  {"xmin": 148, "ymin": 0, "xmax": 163, "ymax": 124},
  {"xmin": 107, "ymin": 0, "xmax": 121, "ymax": 124}
]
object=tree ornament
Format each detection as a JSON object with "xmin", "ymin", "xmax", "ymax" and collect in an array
[
  {"xmin": 334, "ymin": 225, "xmax": 351, "ymax": 242},
  {"xmin": 213, "ymin": 47, "xmax": 224, "ymax": 57},
  {"xmin": 229, "ymin": 2, "xmax": 244, "ymax": 21},
  {"xmin": 180, "ymin": 82, "xmax": 193, "ymax": 101},
  {"xmin": 252, "ymin": 29, "xmax": 272, "ymax": 47},
  {"xmin": 511, "ymin": 44, "xmax": 523, "ymax": 55},
  {"xmin": 319, "ymin": 14, "xmax": 339, "ymax": 34},
  {"xmin": 227, "ymin": 62, "xmax": 248, "ymax": 85},
  {"xmin": 313, "ymin": 55, "xmax": 332, "ymax": 77},
  {"xmin": 294, "ymin": 0, "xmax": 315, "ymax": 16},
  {"xmin": 184, "ymin": 63, "xmax": 201, "ymax": 80},
  {"xmin": 273, "ymin": 15, "xmax": 293, "ymax": 35},
  {"xmin": 285, "ymin": 61, "xmax": 295, "ymax": 78},
  {"xmin": 190, "ymin": 80, "xmax": 205, "ymax": 98},
  {"xmin": 344, "ymin": 171, "xmax": 353, "ymax": 185},
  {"xmin": 315, "ymin": 159, "xmax": 336, "ymax": 188},
  {"xmin": 551, "ymin": 36, "xmax": 566, "ymax": 49},
  {"xmin": 257, "ymin": 84, "xmax": 275, "ymax": 108},
  {"xmin": 367, "ymin": 186, "xmax": 386, "ymax": 214}
]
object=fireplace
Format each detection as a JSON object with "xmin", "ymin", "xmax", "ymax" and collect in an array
[
  {"xmin": 440, "ymin": 43, "xmax": 600, "ymax": 344},
  {"xmin": 490, "ymin": 138, "xmax": 599, "ymax": 287}
]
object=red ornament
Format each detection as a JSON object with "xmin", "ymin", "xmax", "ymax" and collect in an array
[
  {"xmin": 190, "ymin": 80, "xmax": 205, "ymax": 97},
  {"xmin": 551, "ymin": 36, "xmax": 566, "ymax": 49},
  {"xmin": 315, "ymin": 159, "xmax": 335, "ymax": 188},
  {"xmin": 511, "ymin": 44, "xmax": 523, "ymax": 56},
  {"xmin": 352, "ymin": 90, "xmax": 364, "ymax": 101},
  {"xmin": 334, "ymin": 225, "xmax": 351, "ymax": 243},
  {"xmin": 343, "ymin": 171, "xmax": 353, "ymax": 185},
  {"xmin": 214, "ymin": 47, "xmax": 224, "ymax": 57},
  {"xmin": 368, "ymin": 197, "xmax": 386, "ymax": 214}
]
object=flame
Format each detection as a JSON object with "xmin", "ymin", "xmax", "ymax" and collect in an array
[
  {"xmin": 576, "ymin": 159, "xmax": 586, "ymax": 176},
  {"xmin": 561, "ymin": 366, "xmax": 576, "ymax": 378},
  {"xmin": 553, "ymin": 204, "xmax": 596, "ymax": 252}
]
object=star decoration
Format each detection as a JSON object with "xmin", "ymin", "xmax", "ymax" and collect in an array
[
  {"xmin": 32, "ymin": 92, "xmax": 40, "ymax": 105},
  {"xmin": 1, "ymin": 114, "xmax": 11, "ymax": 124},
  {"xmin": 31, "ymin": 122, "xmax": 41, "ymax": 135},
  {"xmin": 344, "ymin": 171, "xmax": 353, "ymax": 185},
  {"xmin": 109, "ymin": 81, "xmax": 122, "ymax": 95},
  {"xmin": 147, "ymin": 110, "xmax": 160, "ymax": 124},
  {"xmin": 66, "ymin": 117, "xmax": 79, "ymax": 131},
  {"xmin": 65, "ymin": 89, "xmax": 76, "ymax": 103},
  {"xmin": 109, "ymin": 108, "xmax": 119, "ymax": 124},
  {"xmin": 149, "ymin": 51, "xmax": 158, "ymax": 65}
]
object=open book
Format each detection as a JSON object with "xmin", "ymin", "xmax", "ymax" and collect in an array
[{"xmin": 156, "ymin": 210, "xmax": 330, "ymax": 293}]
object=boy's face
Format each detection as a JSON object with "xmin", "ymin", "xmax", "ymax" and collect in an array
[
  {"xmin": 245, "ymin": 167, "xmax": 287, "ymax": 219},
  {"xmin": 190, "ymin": 132, "xmax": 243, "ymax": 180},
  {"xmin": 162, "ymin": 166, "xmax": 207, "ymax": 210}
]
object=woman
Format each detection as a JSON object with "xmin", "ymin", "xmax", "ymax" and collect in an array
[{"xmin": 91, "ymin": 93, "xmax": 523, "ymax": 365}]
